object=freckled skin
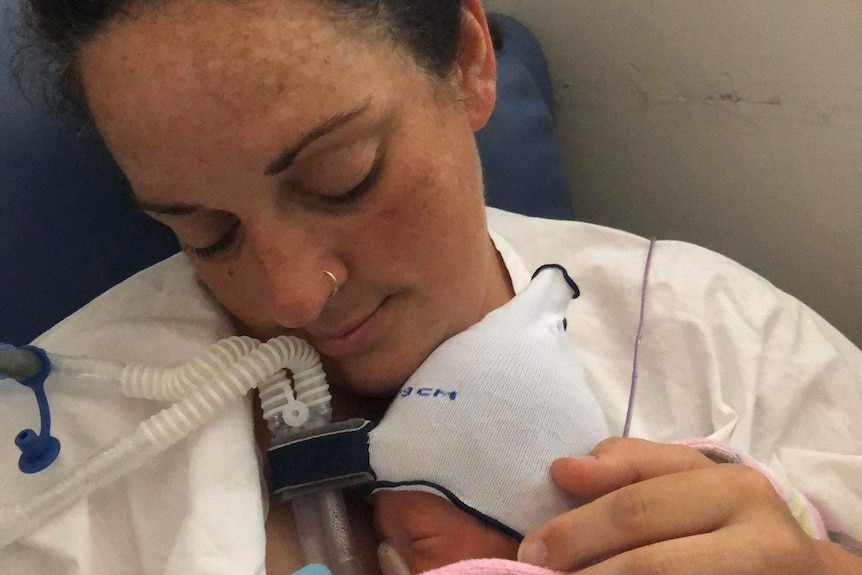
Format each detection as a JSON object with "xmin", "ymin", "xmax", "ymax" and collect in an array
[
  {"xmin": 78, "ymin": 0, "xmax": 510, "ymax": 573},
  {"xmin": 79, "ymin": 0, "xmax": 509, "ymax": 396}
]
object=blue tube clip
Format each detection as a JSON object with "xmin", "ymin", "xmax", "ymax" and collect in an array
[{"xmin": 0, "ymin": 344, "xmax": 61, "ymax": 473}]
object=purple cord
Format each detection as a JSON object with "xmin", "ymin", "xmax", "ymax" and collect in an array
[{"xmin": 622, "ymin": 238, "xmax": 656, "ymax": 439}]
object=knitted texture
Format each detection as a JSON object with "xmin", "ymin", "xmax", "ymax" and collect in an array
[
  {"xmin": 369, "ymin": 266, "xmax": 610, "ymax": 537},
  {"xmin": 419, "ymin": 558, "xmax": 564, "ymax": 575}
]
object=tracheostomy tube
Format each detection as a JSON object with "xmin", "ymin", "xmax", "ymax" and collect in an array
[
  {"xmin": 0, "ymin": 335, "xmax": 363, "ymax": 575},
  {"xmin": 260, "ymin": 343, "xmax": 364, "ymax": 575}
]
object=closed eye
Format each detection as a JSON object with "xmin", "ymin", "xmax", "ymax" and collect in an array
[
  {"xmin": 313, "ymin": 150, "xmax": 383, "ymax": 209},
  {"xmin": 183, "ymin": 218, "xmax": 241, "ymax": 260}
]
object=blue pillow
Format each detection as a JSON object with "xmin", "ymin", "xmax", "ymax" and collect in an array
[
  {"xmin": 477, "ymin": 14, "xmax": 573, "ymax": 221},
  {"xmin": 0, "ymin": 4, "xmax": 179, "ymax": 345}
]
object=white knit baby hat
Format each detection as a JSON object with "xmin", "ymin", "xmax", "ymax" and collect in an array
[{"xmin": 368, "ymin": 264, "xmax": 610, "ymax": 538}]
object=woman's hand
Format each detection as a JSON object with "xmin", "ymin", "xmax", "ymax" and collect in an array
[{"xmin": 516, "ymin": 437, "xmax": 852, "ymax": 574}]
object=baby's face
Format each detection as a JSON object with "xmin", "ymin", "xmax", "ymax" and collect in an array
[{"xmin": 374, "ymin": 490, "xmax": 519, "ymax": 574}]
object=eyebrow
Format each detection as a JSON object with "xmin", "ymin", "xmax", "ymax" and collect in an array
[
  {"xmin": 263, "ymin": 102, "xmax": 370, "ymax": 177},
  {"xmin": 135, "ymin": 101, "xmax": 370, "ymax": 216}
]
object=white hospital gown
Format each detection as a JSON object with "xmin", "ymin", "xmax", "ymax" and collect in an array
[{"xmin": 0, "ymin": 207, "xmax": 859, "ymax": 573}]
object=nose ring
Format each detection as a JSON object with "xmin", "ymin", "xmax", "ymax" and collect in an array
[{"xmin": 323, "ymin": 270, "xmax": 339, "ymax": 299}]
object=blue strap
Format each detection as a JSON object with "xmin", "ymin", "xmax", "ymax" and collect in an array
[{"xmin": 268, "ymin": 419, "xmax": 375, "ymax": 499}]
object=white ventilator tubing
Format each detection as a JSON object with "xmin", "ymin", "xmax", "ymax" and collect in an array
[
  {"xmin": 0, "ymin": 336, "xmax": 326, "ymax": 550},
  {"xmin": 255, "ymin": 341, "xmax": 361, "ymax": 575}
]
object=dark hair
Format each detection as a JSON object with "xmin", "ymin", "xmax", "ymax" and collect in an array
[{"xmin": 14, "ymin": 0, "xmax": 464, "ymax": 121}]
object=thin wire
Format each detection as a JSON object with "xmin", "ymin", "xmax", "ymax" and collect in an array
[{"xmin": 622, "ymin": 237, "xmax": 656, "ymax": 438}]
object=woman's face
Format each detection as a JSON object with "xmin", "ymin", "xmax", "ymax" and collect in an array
[{"xmin": 79, "ymin": 0, "xmax": 511, "ymax": 395}]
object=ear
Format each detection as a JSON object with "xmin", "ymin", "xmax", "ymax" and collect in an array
[{"xmin": 452, "ymin": 0, "xmax": 497, "ymax": 132}]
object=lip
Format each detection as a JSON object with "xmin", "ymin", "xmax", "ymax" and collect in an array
[{"xmin": 307, "ymin": 298, "xmax": 389, "ymax": 358}]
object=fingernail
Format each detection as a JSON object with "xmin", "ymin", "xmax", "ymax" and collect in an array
[
  {"xmin": 517, "ymin": 538, "xmax": 548, "ymax": 566},
  {"xmin": 378, "ymin": 541, "xmax": 411, "ymax": 575}
]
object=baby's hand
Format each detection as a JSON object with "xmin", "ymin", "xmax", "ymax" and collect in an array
[{"xmin": 374, "ymin": 491, "xmax": 519, "ymax": 575}]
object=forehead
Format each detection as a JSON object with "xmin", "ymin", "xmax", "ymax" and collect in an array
[
  {"xmin": 78, "ymin": 0, "xmax": 398, "ymax": 184},
  {"xmin": 83, "ymin": 0, "xmax": 362, "ymax": 102}
]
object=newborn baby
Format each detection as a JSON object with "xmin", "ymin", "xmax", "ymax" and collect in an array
[
  {"xmin": 368, "ymin": 265, "xmax": 610, "ymax": 574},
  {"xmin": 363, "ymin": 266, "xmax": 826, "ymax": 575},
  {"xmin": 274, "ymin": 264, "xmax": 822, "ymax": 575}
]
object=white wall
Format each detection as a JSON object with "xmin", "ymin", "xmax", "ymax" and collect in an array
[{"xmin": 485, "ymin": 0, "xmax": 861, "ymax": 346}]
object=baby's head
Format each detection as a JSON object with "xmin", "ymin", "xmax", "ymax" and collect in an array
[
  {"xmin": 375, "ymin": 490, "xmax": 519, "ymax": 574},
  {"xmin": 368, "ymin": 265, "xmax": 610, "ymax": 574}
]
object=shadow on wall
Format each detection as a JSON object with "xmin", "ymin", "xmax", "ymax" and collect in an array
[{"xmin": 484, "ymin": 0, "xmax": 861, "ymax": 346}]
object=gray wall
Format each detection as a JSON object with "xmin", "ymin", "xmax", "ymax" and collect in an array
[{"xmin": 485, "ymin": 0, "xmax": 861, "ymax": 346}]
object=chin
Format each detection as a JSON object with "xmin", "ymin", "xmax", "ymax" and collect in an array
[
  {"xmin": 328, "ymin": 365, "xmax": 411, "ymax": 398},
  {"xmin": 323, "ymin": 351, "xmax": 420, "ymax": 399}
]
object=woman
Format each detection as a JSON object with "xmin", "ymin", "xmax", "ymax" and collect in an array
[{"xmin": 15, "ymin": 0, "xmax": 861, "ymax": 573}]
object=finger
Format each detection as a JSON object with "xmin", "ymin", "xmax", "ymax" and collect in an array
[
  {"xmin": 551, "ymin": 438, "xmax": 715, "ymax": 499},
  {"xmin": 573, "ymin": 522, "xmax": 820, "ymax": 575},
  {"xmin": 573, "ymin": 528, "xmax": 757, "ymax": 575},
  {"xmin": 521, "ymin": 464, "xmax": 749, "ymax": 571}
]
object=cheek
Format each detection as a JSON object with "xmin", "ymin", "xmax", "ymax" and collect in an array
[
  {"xmin": 408, "ymin": 523, "xmax": 519, "ymax": 572},
  {"xmin": 356, "ymin": 141, "xmax": 482, "ymax": 272},
  {"xmin": 374, "ymin": 491, "xmax": 519, "ymax": 574},
  {"xmin": 373, "ymin": 165, "xmax": 435, "ymax": 251},
  {"xmin": 363, "ymin": 92, "xmax": 484, "ymax": 252},
  {"xmin": 192, "ymin": 256, "xmax": 271, "ymax": 332}
]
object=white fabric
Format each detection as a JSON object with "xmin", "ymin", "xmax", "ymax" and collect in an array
[
  {"xmin": 485, "ymin": 208, "xmax": 862, "ymax": 546},
  {"xmin": 369, "ymin": 266, "xmax": 610, "ymax": 537},
  {"xmin": 0, "ymin": 207, "xmax": 859, "ymax": 573},
  {"xmin": 0, "ymin": 257, "xmax": 267, "ymax": 575}
]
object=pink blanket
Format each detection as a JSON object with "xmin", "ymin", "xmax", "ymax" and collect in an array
[{"xmin": 420, "ymin": 559, "xmax": 563, "ymax": 575}]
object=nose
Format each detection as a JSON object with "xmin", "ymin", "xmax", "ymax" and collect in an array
[{"xmin": 247, "ymin": 218, "xmax": 343, "ymax": 329}]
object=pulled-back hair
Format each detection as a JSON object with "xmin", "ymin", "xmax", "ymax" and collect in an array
[{"xmin": 14, "ymin": 0, "xmax": 464, "ymax": 121}]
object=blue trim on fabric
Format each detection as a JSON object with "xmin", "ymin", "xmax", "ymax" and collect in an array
[
  {"xmin": 531, "ymin": 264, "xmax": 580, "ymax": 298},
  {"xmin": 268, "ymin": 419, "xmax": 375, "ymax": 497},
  {"xmin": 372, "ymin": 480, "xmax": 524, "ymax": 542}
]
